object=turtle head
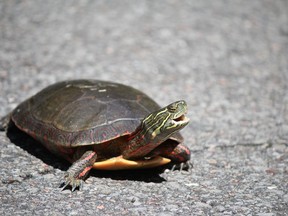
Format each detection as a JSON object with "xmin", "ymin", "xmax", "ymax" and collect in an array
[
  {"xmin": 142, "ymin": 100, "xmax": 189, "ymax": 142},
  {"xmin": 123, "ymin": 100, "xmax": 189, "ymax": 159}
]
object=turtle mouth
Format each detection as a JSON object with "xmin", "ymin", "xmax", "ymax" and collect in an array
[{"xmin": 172, "ymin": 113, "xmax": 189, "ymax": 125}]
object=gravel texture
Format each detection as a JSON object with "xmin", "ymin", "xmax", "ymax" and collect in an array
[{"xmin": 0, "ymin": 0, "xmax": 288, "ymax": 215}]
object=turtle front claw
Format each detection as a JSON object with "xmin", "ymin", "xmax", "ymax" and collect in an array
[
  {"xmin": 60, "ymin": 150, "xmax": 97, "ymax": 191},
  {"xmin": 60, "ymin": 173, "xmax": 84, "ymax": 191}
]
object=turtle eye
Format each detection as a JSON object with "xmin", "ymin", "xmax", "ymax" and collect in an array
[{"xmin": 167, "ymin": 103, "xmax": 177, "ymax": 112}]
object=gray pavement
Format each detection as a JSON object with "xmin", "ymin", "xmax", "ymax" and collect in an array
[{"xmin": 0, "ymin": 0, "xmax": 287, "ymax": 215}]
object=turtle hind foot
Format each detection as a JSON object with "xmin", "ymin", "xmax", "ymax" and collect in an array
[
  {"xmin": 170, "ymin": 160, "xmax": 193, "ymax": 172},
  {"xmin": 60, "ymin": 174, "xmax": 84, "ymax": 192},
  {"xmin": 0, "ymin": 114, "xmax": 11, "ymax": 131}
]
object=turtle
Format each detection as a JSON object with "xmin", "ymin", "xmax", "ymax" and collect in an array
[{"xmin": 0, "ymin": 80, "xmax": 191, "ymax": 191}]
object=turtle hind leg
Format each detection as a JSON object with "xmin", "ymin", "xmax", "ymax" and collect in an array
[
  {"xmin": 148, "ymin": 142, "xmax": 192, "ymax": 171},
  {"xmin": 0, "ymin": 113, "xmax": 11, "ymax": 131},
  {"xmin": 60, "ymin": 150, "xmax": 97, "ymax": 191}
]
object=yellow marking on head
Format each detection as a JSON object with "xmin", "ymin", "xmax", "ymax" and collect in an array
[{"xmin": 142, "ymin": 108, "xmax": 170, "ymax": 138}]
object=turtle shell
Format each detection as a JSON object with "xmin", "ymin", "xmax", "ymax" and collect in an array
[{"xmin": 11, "ymin": 80, "xmax": 183, "ymax": 158}]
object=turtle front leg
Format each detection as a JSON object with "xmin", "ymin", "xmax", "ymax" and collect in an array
[
  {"xmin": 61, "ymin": 150, "xmax": 97, "ymax": 191},
  {"xmin": 148, "ymin": 142, "xmax": 192, "ymax": 171}
]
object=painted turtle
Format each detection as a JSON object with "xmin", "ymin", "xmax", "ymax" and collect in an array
[{"xmin": 0, "ymin": 80, "xmax": 191, "ymax": 190}]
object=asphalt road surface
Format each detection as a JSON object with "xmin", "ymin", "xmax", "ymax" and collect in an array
[{"xmin": 0, "ymin": 1, "xmax": 287, "ymax": 215}]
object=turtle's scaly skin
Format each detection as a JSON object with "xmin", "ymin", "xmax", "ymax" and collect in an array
[{"xmin": 2, "ymin": 80, "xmax": 191, "ymax": 190}]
